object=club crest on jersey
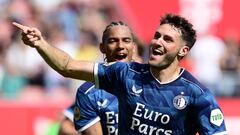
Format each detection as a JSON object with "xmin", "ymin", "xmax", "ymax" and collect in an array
[
  {"xmin": 173, "ymin": 95, "xmax": 187, "ymax": 110},
  {"xmin": 97, "ymin": 99, "xmax": 108, "ymax": 109},
  {"xmin": 210, "ymin": 109, "xmax": 224, "ymax": 126},
  {"xmin": 74, "ymin": 106, "xmax": 81, "ymax": 121},
  {"xmin": 130, "ymin": 85, "xmax": 143, "ymax": 96}
]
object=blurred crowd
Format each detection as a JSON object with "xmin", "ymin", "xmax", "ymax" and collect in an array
[
  {"xmin": 0, "ymin": 0, "xmax": 123, "ymax": 102},
  {"xmin": 0, "ymin": 0, "xmax": 239, "ymax": 103},
  {"xmin": 183, "ymin": 33, "xmax": 240, "ymax": 97}
]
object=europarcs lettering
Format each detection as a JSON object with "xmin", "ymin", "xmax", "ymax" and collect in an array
[{"xmin": 130, "ymin": 102, "xmax": 172, "ymax": 135}]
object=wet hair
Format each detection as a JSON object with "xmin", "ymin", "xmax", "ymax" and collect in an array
[
  {"xmin": 102, "ymin": 21, "xmax": 133, "ymax": 44},
  {"xmin": 160, "ymin": 13, "xmax": 196, "ymax": 49}
]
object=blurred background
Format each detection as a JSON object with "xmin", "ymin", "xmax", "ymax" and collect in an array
[{"xmin": 0, "ymin": 0, "xmax": 239, "ymax": 134}]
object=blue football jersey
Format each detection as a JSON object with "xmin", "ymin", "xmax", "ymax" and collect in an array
[
  {"xmin": 94, "ymin": 62, "xmax": 227, "ymax": 135},
  {"xmin": 73, "ymin": 82, "xmax": 119, "ymax": 135},
  {"xmin": 64, "ymin": 104, "xmax": 74, "ymax": 122}
]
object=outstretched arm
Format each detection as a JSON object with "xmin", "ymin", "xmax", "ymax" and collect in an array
[{"xmin": 12, "ymin": 22, "xmax": 94, "ymax": 82}]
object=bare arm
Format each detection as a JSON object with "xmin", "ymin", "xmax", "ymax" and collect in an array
[
  {"xmin": 12, "ymin": 22, "xmax": 94, "ymax": 82},
  {"xmin": 58, "ymin": 118, "xmax": 103, "ymax": 135},
  {"xmin": 81, "ymin": 122, "xmax": 103, "ymax": 135},
  {"xmin": 58, "ymin": 118, "xmax": 80, "ymax": 135}
]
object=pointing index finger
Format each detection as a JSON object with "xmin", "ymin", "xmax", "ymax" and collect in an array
[{"xmin": 12, "ymin": 22, "xmax": 29, "ymax": 31}]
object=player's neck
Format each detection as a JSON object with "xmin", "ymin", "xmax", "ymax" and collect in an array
[{"xmin": 150, "ymin": 63, "xmax": 181, "ymax": 83}]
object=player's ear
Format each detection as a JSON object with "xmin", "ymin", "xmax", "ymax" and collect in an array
[
  {"xmin": 99, "ymin": 43, "xmax": 106, "ymax": 54},
  {"xmin": 178, "ymin": 45, "xmax": 189, "ymax": 57},
  {"xmin": 132, "ymin": 42, "xmax": 136, "ymax": 54}
]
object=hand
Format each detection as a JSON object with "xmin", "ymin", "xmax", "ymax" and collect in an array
[{"xmin": 12, "ymin": 22, "xmax": 44, "ymax": 48}]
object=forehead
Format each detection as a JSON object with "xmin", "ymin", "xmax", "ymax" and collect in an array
[
  {"xmin": 106, "ymin": 25, "xmax": 132, "ymax": 38},
  {"xmin": 156, "ymin": 24, "xmax": 182, "ymax": 39}
]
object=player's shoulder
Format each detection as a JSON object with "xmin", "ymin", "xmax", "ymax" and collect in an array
[
  {"xmin": 180, "ymin": 69, "xmax": 210, "ymax": 95},
  {"xmin": 77, "ymin": 82, "xmax": 110, "ymax": 98},
  {"xmin": 77, "ymin": 82, "xmax": 95, "ymax": 94},
  {"xmin": 98, "ymin": 61, "xmax": 128, "ymax": 73},
  {"xmin": 129, "ymin": 62, "xmax": 149, "ymax": 73},
  {"xmin": 101, "ymin": 61, "xmax": 127, "ymax": 67}
]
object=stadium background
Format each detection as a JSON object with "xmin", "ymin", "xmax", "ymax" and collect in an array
[{"xmin": 0, "ymin": 0, "xmax": 239, "ymax": 134}]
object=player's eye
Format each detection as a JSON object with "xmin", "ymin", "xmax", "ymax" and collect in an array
[
  {"xmin": 163, "ymin": 35, "xmax": 173, "ymax": 43},
  {"xmin": 108, "ymin": 38, "xmax": 118, "ymax": 43},
  {"xmin": 153, "ymin": 32, "xmax": 161, "ymax": 39},
  {"xmin": 123, "ymin": 38, "xmax": 132, "ymax": 43}
]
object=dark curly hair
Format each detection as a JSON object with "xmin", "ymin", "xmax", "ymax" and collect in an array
[
  {"xmin": 102, "ymin": 21, "xmax": 133, "ymax": 44},
  {"xmin": 160, "ymin": 13, "xmax": 197, "ymax": 49}
]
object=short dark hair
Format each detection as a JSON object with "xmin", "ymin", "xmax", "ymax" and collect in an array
[
  {"xmin": 160, "ymin": 13, "xmax": 196, "ymax": 49},
  {"xmin": 102, "ymin": 21, "xmax": 133, "ymax": 44}
]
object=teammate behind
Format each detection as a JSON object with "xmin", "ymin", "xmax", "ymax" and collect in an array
[{"xmin": 59, "ymin": 21, "xmax": 141, "ymax": 135}]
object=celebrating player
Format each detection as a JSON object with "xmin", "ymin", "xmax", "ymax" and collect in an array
[{"xmin": 13, "ymin": 13, "xmax": 227, "ymax": 135}]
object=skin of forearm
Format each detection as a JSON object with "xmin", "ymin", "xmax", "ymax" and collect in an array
[
  {"xmin": 35, "ymin": 39, "xmax": 95, "ymax": 82},
  {"xmin": 12, "ymin": 22, "xmax": 95, "ymax": 82},
  {"xmin": 35, "ymin": 39, "xmax": 71, "ymax": 76},
  {"xmin": 82, "ymin": 122, "xmax": 103, "ymax": 135}
]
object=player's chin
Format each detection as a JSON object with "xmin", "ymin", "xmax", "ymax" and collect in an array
[
  {"xmin": 148, "ymin": 59, "xmax": 157, "ymax": 66},
  {"xmin": 148, "ymin": 57, "xmax": 163, "ymax": 67}
]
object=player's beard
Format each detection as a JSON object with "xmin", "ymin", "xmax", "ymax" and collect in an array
[{"xmin": 149, "ymin": 52, "xmax": 178, "ymax": 70}]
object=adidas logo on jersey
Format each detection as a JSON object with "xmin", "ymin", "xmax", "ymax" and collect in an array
[
  {"xmin": 130, "ymin": 85, "xmax": 143, "ymax": 96},
  {"xmin": 97, "ymin": 99, "xmax": 108, "ymax": 109}
]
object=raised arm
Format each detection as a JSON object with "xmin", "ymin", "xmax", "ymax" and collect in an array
[{"xmin": 12, "ymin": 22, "xmax": 95, "ymax": 82}]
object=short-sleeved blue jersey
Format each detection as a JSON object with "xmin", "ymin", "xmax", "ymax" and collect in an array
[
  {"xmin": 95, "ymin": 62, "xmax": 227, "ymax": 135},
  {"xmin": 73, "ymin": 82, "xmax": 118, "ymax": 135},
  {"xmin": 64, "ymin": 104, "xmax": 74, "ymax": 122}
]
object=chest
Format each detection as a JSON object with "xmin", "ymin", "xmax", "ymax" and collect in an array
[{"xmin": 123, "ymin": 76, "xmax": 191, "ymax": 119}]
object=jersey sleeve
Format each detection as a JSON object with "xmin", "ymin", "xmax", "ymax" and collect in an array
[
  {"xmin": 94, "ymin": 62, "xmax": 128, "ymax": 96},
  {"xmin": 74, "ymin": 89, "xmax": 100, "ymax": 132},
  {"xmin": 194, "ymin": 91, "xmax": 227, "ymax": 135},
  {"xmin": 63, "ymin": 104, "xmax": 75, "ymax": 122}
]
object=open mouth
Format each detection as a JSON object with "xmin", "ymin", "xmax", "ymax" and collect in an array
[
  {"xmin": 114, "ymin": 53, "xmax": 127, "ymax": 61},
  {"xmin": 152, "ymin": 47, "xmax": 164, "ymax": 55}
]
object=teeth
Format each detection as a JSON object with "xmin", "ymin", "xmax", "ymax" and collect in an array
[
  {"xmin": 152, "ymin": 48, "xmax": 163, "ymax": 55},
  {"xmin": 154, "ymin": 49, "xmax": 161, "ymax": 53}
]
